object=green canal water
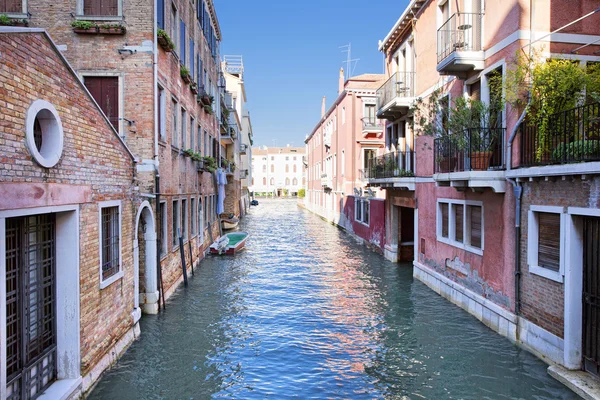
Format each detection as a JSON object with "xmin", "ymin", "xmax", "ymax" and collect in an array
[{"xmin": 89, "ymin": 199, "xmax": 577, "ymax": 399}]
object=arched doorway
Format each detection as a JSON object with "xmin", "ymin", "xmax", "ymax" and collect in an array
[{"xmin": 134, "ymin": 201, "xmax": 158, "ymax": 315}]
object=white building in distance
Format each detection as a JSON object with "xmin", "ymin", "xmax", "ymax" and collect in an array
[{"xmin": 251, "ymin": 146, "xmax": 305, "ymax": 196}]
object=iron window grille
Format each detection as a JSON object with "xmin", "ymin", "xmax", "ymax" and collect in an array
[{"xmin": 101, "ymin": 206, "xmax": 120, "ymax": 281}]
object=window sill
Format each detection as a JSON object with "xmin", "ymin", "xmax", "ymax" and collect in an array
[
  {"xmin": 37, "ymin": 377, "xmax": 82, "ymax": 400},
  {"xmin": 171, "ymin": 145, "xmax": 180, "ymax": 153},
  {"xmin": 2, "ymin": 12, "xmax": 28, "ymax": 19},
  {"xmin": 100, "ymin": 270, "xmax": 124, "ymax": 290},
  {"xmin": 355, "ymin": 219, "xmax": 370, "ymax": 227},
  {"xmin": 437, "ymin": 236, "xmax": 483, "ymax": 256},
  {"xmin": 529, "ymin": 264, "xmax": 564, "ymax": 283},
  {"xmin": 75, "ymin": 15, "xmax": 123, "ymax": 21},
  {"xmin": 158, "ymin": 140, "xmax": 167, "ymax": 148}
]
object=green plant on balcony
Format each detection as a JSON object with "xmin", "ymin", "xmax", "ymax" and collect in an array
[
  {"xmin": 1, "ymin": 14, "xmax": 28, "ymax": 26},
  {"xmin": 71, "ymin": 20, "xmax": 95, "ymax": 31},
  {"xmin": 208, "ymin": 95, "xmax": 215, "ymax": 104},
  {"xmin": 180, "ymin": 65, "xmax": 191, "ymax": 84},
  {"xmin": 98, "ymin": 23, "xmax": 126, "ymax": 34},
  {"xmin": 552, "ymin": 139, "xmax": 600, "ymax": 162},
  {"xmin": 204, "ymin": 105, "xmax": 213, "ymax": 115},
  {"xmin": 201, "ymin": 156, "xmax": 217, "ymax": 172},
  {"xmin": 183, "ymin": 148, "xmax": 194, "ymax": 157},
  {"xmin": 230, "ymin": 162, "xmax": 236, "ymax": 172},
  {"xmin": 157, "ymin": 28, "xmax": 175, "ymax": 52},
  {"xmin": 505, "ymin": 52, "xmax": 600, "ymax": 161}
]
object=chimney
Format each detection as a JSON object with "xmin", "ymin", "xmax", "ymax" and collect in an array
[
  {"xmin": 321, "ymin": 96, "xmax": 326, "ymax": 118},
  {"xmin": 338, "ymin": 67, "xmax": 345, "ymax": 94}
]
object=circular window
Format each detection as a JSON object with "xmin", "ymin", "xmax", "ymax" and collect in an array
[{"xmin": 26, "ymin": 100, "xmax": 64, "ymax": 168}]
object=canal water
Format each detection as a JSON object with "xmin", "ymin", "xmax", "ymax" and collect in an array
[{"xmin": 89, "ymin": 199, "xmax": 576, "ymax": 399}]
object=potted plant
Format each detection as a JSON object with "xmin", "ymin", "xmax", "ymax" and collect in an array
[
  {"xmin": 98, "ymin": 23, "xmax": 126, "ymax": 34},
  {"xmin": 198, "ymin": 88, "xmax": 210, "ymax": 105},
  {"xmin": 552, "ymin": 139, "xmax": 600, "ymax": 162},
  {"xmin": 190, "ymin": 82, "xmax": 198, "ymax": 95},
  {"xmin": 204, "ymin": 104, "xmax": 213, "ymax": 115},
  {"xmin": 180, "ymin": 66, "xmax": 191, "ymax": 84},
  {"xmin": 202, "ymin": 156, "xmax": 217, "ymax": 172},
  {"xmin": 183, "ymin": 148, "xmax": 194, "ymax": 158},
  {"xmin": 71, "ymin": 20, "xmax": 97, "ymax": 33},
  {"xmin": 157, "ymin": 28, "xmax": 175, "ymax": 52},
  {"xmin": 0, "ymin": 15, "xmax": 28, "ymax": 26}
]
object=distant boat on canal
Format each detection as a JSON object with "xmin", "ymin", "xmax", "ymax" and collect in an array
[{"xmin": 209, "ymin": 232, "xmax": 249, "ymax": 255}]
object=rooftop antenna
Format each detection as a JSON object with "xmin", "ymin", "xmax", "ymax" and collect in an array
[
  {"xmin": 272, "ymin": 139, "xmax": 278, "ymax": 148},
  {"xmin": 340, "ymin": 43, "xmax": 359, "ymax": 80}
]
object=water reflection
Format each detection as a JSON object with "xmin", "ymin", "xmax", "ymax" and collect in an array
[{"xmin": 89, "ymin": 199, "xmax": 576, "ymax": 399}]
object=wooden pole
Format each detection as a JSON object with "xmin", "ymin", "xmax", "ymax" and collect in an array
[
  {"xmin": 178, "ymin": 228, "xmax": 188, "ymax": 287},
  {"xmin": 188, "ymin": 238, "xmax": 194, "ymax": 276}
]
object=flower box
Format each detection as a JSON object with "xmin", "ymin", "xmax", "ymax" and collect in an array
[
  {"xmin": 73, "ymin": 27, "xmax": 98, "ymax": 34},
  {"xmin": 98, "ymin": 26, "xmax": 126, "ymax": 35},
  {"xmin": 157, "ymin": 36, "xmax": 173, "ymax": 52}
]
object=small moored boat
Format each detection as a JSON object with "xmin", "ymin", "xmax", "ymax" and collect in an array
[
  {"xmin": 209, "ymin": 232, "xmax": 249, "ymax": 255},
  {"xmin": 221, "ymin": 216, "xmax": 239, "ymax": 230}
]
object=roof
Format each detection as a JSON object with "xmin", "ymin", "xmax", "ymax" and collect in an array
[
  {"xmin": 207, "ymin": 0, "xmax": 222, "ymax": 41},
  {"xmin": 379, "ymin": 0, "xmax": 427, "ymax": 53},
  {"xmin": 252, "ymin": 147, "xmax": 305, "ymax": 156}
]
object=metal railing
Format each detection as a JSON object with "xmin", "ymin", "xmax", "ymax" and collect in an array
[
  {"xmin": 362, "ymin": 117, "xmax": 384, "ymax": 131},
  {"xmin": 365, "ymin": 151, "xmax": 416, "ymax": 179},
  {"xmin": 516, "ymin": 102, "xmax": 600, "ymax": 168},
  {"xmin": 376, "ymin": 71, "xmax": 416, "ymax": 111},
  {"xmin": 434, "ymin": 128, "xmax": 505, "ymax": 173},
  {"xmin": 437, "ymin": 12, "xmax": 483, "ymax": 63}
]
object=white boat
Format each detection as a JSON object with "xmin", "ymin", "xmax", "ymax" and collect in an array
[{"xmin": 209, "ymin": 232, "xmax": 249, "ymax": 255}]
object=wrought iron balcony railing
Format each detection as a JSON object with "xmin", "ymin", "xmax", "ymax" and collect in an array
[
  {"xmin": 362, "ymin": 117, "xmax": 384, "ymax": 131},
  {"xmin": 516, "ymin": 102, "xmax": 600, "ymax": 168},
  {"xmin": 437, "ymin": 12, "xmax": 483, "ymax": 63},
  {"xmin": 434, "ymin": 128, "xmax": 505, "ymax": 173},
  {"xmin": 365, "ymin": 151, "xmax": 416, "ymax": 179},
  {"xmin": 376, "ymin": 71, "xmax": 416, "ymax": 112}
]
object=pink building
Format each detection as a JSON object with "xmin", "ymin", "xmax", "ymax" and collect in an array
[
  {"xmin": 305, "ymin": 70, "xmax": 387, "ymax": 251},
  {"xmin": 372, "ymin": 0, "xmax": 600, "ymax": 393}
]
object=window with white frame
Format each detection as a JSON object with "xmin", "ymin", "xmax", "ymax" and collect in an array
[
  {"xmin": 527, "ymin": 206, "xmax": 565, "ymax": 282},
  {"xmin": 355, "ymin": 197, "xmax": 370, "ymax": 225},
  {"xmin": 198, "ymin": 198, "xmax": 204, "ymax": 244},
  {"xmin": 158, "ymin": 85, "xmax": 166, "ymax": 141},
  {"xmin": 79, "ymin": 0, "xmax": 122, "ymax": 17},
  {"xmin": 437, "ymin": 199, "xmax": 483, "ymax": 254},
  {"xmin": 160, "ymin": 201, "xmax": 167, "ymax": 257},
  {"xmin": 172, "ymin": 98, "xmax": 178, "ymax": 147},
  {"xmin": 99, "ymin": 201, "xmax": 122, "ymax": 288},
  {"xmin": 172, "ymin": 199, "xmax": 180, "ymax": 248},
  {"xmin": 191, "ymin": 197, "xmax": 196, "ymax": 237},
  {"xmin": 182, "ymin": 198, "xmax": 188, "ymax": 241}
]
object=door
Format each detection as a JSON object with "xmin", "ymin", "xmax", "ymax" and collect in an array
[
  {"xmin": 583, "ymin": 216, "xmax": 600, "ymax": 377},
  {"xmin": 5, "ymin": 214, "xmax": 57, "ymax": 399}
]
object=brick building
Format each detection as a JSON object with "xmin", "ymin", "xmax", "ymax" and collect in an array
[
  {"xmin": 371, "ymin": 0, "xmax": 600, "ymax": 392},
  {"xmin": 6, "ymin": 0, "xmax": 225, "ymax": 313},
  {"xmin": 304, "ymin": 70, "xmax": 387, "ymax": 252},
  {"xmin": 0, "ymin": 29, "xmax": 138, "ymax": 399}
]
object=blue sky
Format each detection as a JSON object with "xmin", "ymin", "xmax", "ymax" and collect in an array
[{"xmin": 214, "ymin": 0, "xmax": 409, "ymax": 148}]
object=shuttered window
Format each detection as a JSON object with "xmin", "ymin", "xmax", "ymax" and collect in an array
[
  {"xmin": 441, "ymin": 203, "xmax": 449, "ymax": 238},
  {"xmin": 469, "ymin": 205, "xmax": 482, "ymax": 249},
  {"xmin": 101, "ymin": 206, "xmax": 120, "ymax": 280},
  {"xmin": 84, "ymin": 77, "xmax": 119, "ymax": 131},
  {"xmin": 157, "ymin": 0, "xmax": 164, "ymax": 28},
  {"xmin": 454, "ymin": 204, "xmax": 464, "ymax": 243},
  {"xmin": 180, "ymin": 19, "xmax": 186, "ymax": 65},
  {"xmin": 538, "ymin": 212, "xmax": 560, "ymax": 271},
  {"xmin": 190, "ymin": 40, "xmax": 195, "ymax": 78},
  {"xmin": 83, "ymin": 0, "xmax": 118, "ymax": 16},
  {"xmin": 0, "ymin": 0, "xmax": 21, "ymax": 13}
]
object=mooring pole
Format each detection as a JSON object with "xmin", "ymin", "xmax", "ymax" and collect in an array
[
  {"xmin": 178, "ymin": 228, "xmax": 188, "ymax": 286},
  {"xmin": 188, "ymin": 238, "xmax": 194, "ymax": 276}
]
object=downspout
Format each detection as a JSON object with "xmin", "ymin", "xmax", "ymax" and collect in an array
[{"xmin": 506, "ymin": 0, "xmax": 534, "ymax": 317}]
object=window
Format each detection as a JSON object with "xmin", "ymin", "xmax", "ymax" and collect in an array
[
  {"xmin": 181, "ymin": 107, "xmax": 187, "ymax": 149},
  {"xmin": 355, "ymin": 197, "xmax": 369, "ymax": 225},
  {"xmin": 285, "ymin": 178, "xmax": 290, "ymax": 185},
  {"xmin": 158, "ymin": 85, "xmax": 166, "ymax": 141},
  {"xmin": 293, "ymin": 164, "xmax": 297, "ymax": 173},
  {"xmin": 99, "ymin": 201, "xmax": 122, "ymax": 288},
  {"xmin": 191, "ymin": 198, "xmax": 196, "ymax": 237},
  {"xmin": 364, "ymin": 104, "xmax": 376, "ymax": 123},
  {"xmin": 1, "ymin": 0, "xmax": 22, "ymax": 13},
  {"xmin": 342, "ymin": 107, "xmax": 346, "ymax": 124},
  {"xmin": 172, "ymin": 99, "xmax": 178, "ymax": 147},
  {"xmin": 341, "ymin": 150, "xmax": 345, "ymax": 176},
  {"xmin": 263, "ymin": 177, "xmax": 266, "ymax": 185},
  {"xmin": 270, "ymin": 178, "xmax": 274, "ymax": 185},
  {"xmin": 271, "ymin": 164, "xmax": 274, "ymax": 173},
  {"xmin": 25, "ymin": 100, "xmax": 64, "ymax": 169},
  {"xmin": 285, "ymin": 164, "xmax": 289, "ymax": 173},
  {"xmin": 181, "ymin": 198, "xmax": 188, "ymax": 241},
  {"xmin": 190, "ymin": 39, "xmax": 195, "ymax": 77},
  {"xmin": 157, "ymin": 0, "xmax": 164, "ymax": 28},
  {"xmin": 437, "ymin": 199, "xmax": 483, "ymax": 254},
  {"xmin": 84, "ymin": 76, "xmax": 119, "ymax": 131},
  {"xmin": 170, "ymin": 4, "xmax": 178, "ymax": 53},
  {"xmin": 363, "ymin": 149, "xmax": 376, "ymax": 170},
  {"xmin": 160, "ymin": 201, "xmax": 167, "ymax": 257},
  {"xmin": 198, "ymin": 198, "xmax": 204, "ymax": 243},
  {"xmin": 190, "ymin": 116, "xmax": 194, "ymax": 151},
  {"xmin": 172, "ymin": 199, "xmax": 180, "ymax": 248},
  {"xmin": 180, "ymin": 19, "xmax": 186, "ymax": 65},
  {"xmin": 271, "ymin": 156, "xmax": 274, "ymax": 161},
  {"xmin": 293, "ymin": 178, "xmax": 298, "ymax": 185},
  {"xmin": 286, "ymin": 156, "xmax": 289, "ymax": 161},
  {"xmin": 197, "ymin": 125, "xmax": 202, "ymax": 153},
  {"xmin": 262, "ymin": 165, "xmax": 266, "ymax": 173},
  {"xmin": 527, "ymin": 206, "xmax": 565, "ymax": 282},
  {"xmin": 83, "ymin": 0, "xmax": 118, "ymax": 16}
]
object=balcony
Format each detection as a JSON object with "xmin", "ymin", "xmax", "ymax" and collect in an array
[
  {"xmin": 365, "ymin": 151, "xmax": 416, "ymax": 190},
  {"xmin": 433, "ymin": 128, "xmax": 506, "ymax": 192},
  {"xmin": 362, "ymin": 117, "xmax": 384, "ymax": 136},
  {"xmin": 321, "ymin": 173, "xmax": 332, "ymax": 189},
  {"xmin": 240, "ymin": 143, "xmax": 247, "ymax": 154},
  {"xmin": 376, "ymin": 71, "xmax": 415, "ymax": 121},
  {"xmin": 508, "ymin": 102, "xmax": 600, "ymax": 179},
  {"xmin": 220, "ymin": 126, "xmax": 237, "ymax": 146},
  {"xmin": 437, "ymin": 12, "xmax": 484, "ymax": 77}
]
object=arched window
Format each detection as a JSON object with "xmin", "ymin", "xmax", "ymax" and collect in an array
[
  {"xmin": 293, "ymin": 178, "xmax": 298, "ymax": 185},
  {"xmin": 293, "ymin": 165, "xmax": 297, "ymax": 173},
  {"xmin": 263, "ymin": 177, "xmax": 266, "ymax": 185},
  {"xmin": 270, "ymin": 178, "xmax": 275, "ymax": 185},
  {"xmin": 271, "ymin": 164, "xmax": 274, "ymax": 173},
  {"xmin": 285, "ymin": 178, "xmax": 290, "ymax": 186}
]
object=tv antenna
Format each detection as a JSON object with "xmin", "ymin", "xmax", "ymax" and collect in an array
[{"xmin": 340, "ymin": 43, "xmax": 359, "ymax": 80}]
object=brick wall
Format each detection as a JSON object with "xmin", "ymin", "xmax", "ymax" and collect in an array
[
  {"xmin": 0, "ymin": 32, "xmax": 137, "ymax": 376},
  {"xmin": 519, "ymin": 177, "xmax": 600, "ymax": 338}
]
